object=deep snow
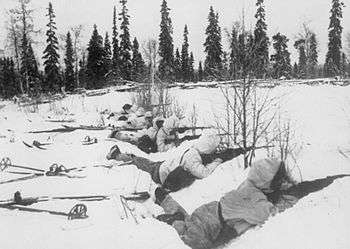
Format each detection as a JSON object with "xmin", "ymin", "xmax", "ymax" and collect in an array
[{"xmin": 0, "ymin": 83, "xmax": 350, "ymax": 249}]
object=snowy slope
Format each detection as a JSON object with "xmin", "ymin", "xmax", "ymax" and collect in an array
[{"xmin": 0, "ymin": 84, "xmax": 350, "ymax": 249}]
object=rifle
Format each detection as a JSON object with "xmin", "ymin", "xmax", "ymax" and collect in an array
[
  {"xmin": 173, "ymin": 126, "xmax": 212, "ymax": 133},
  {"xmin": 203, "ymin": 145, "xmax": 273, "ymax": 163},
  {"xmin": 113, "ymin": 127, "xmax": 144, "ymax": 132},
  {"xmin": 164, "ymin": 135, "xmax": 201, "ymax": 145}
]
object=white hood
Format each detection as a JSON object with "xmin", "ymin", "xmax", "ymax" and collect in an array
[{"xmin": 193, "ymin": 129, "xmax": 221, "ymax": 154}]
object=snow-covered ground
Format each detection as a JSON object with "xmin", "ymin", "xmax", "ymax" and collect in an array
[{"xmin": 0, "ymin": 84, "xmax": 350, "ymax": 249}]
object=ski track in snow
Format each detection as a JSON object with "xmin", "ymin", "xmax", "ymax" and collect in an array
[{"xmin": 0, "ymin": 84, "xmax": 350, "ymax": 249}]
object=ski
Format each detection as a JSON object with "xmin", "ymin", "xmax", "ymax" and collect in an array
[
  {"xmin": 0, "ymin": 191, "xmax": 110, "ymax": 206},
  {"xmin": 22, "ymin": 141, "xmax": 33, "ymax": 148},
  {"xmin": 0, "ymin": 202, "xmax": 88, "ymax": 220}
]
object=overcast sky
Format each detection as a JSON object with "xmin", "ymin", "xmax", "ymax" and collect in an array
[{"xmin": 0, "ymin": 0, "xmax": 349, "ymax": 65}]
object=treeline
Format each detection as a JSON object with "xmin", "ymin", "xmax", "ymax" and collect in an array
[{"xmin": 0, "ymin": 0, "xmax": 349, "ymax": 99}]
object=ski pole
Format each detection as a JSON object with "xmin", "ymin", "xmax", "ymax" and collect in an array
[{"xmin": 0, "ymin": 157, "xmax": 45, "ymax": 173}]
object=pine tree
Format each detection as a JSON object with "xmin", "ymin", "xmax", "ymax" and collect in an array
[
  {"xmin": 119, "ymin": 0, "xmax": 132, "ymax": 80},
  {"xmin": 86, "ymin": 24, "xmax": 105, "ymax": 89},
  {"xmin": 19, "ymin": 4, "xmax": 38, "ymax": 94},
  {"xmin": 158, "ymin": 0, "xmax": 174, "ymax": 81},
  {"xmin": 294, "ymin": 39, "xmax": 307, "ymax": 78},
  {"xmin": 233, "ymin": 30, "xmax": 256, "ymax": 79},
  {"xmin": 229, "ymin": 25, "xmax": 239, "ymax": 79},
  {"xmin": 21, "ymin": 41, "xmax": 39, "ymax": 93},
  {"xmin": 131, "ymin": 37, "xmax": 145, "ymax": 82},
  {"xmin": 0, "ymin": 59, "xmax": 4, "ymax": 98},
  {"xmin": 174, "ymin": 48, "xmax": 181, "ymax": 82},
  {"xmin": 308, "ymin": 33, "xmax": 318, "ymax": 78},
  {"xmin": 253, "ymin": 0, "xmax": 269, "ymax": 78},
  {"xmin": 0, "ymin": 58, "xmax": 18, "ymax": 98},
  {"xmin": 42, "ymin": 2, "xmax": 60, "ymax": 92},
  {"xmin": 104, "ymin": 32, "xmax": 112, "ymax": 74},
  {"xmin": 271, "ymin": 32, "xmax": 292, "ymax": 79},
  {"xmin": 204, "ymin": 7, "xmax": 223, "ymax": 78},
  {"xmin": 112, "ymin": 6, "xmax": 120, "ymax": 75},
  {"xmin": 20, "ymin": 28, "xmax": 30, "ymax": 92},
  {"xmin": 64, "ymin": 32, "xmax": 75, "ymax": 92},
  {"xmin": 11, "ymin": 0, "xmax": 37, "ymax": 93},
  {"xmin": 189, "ymin": 52, "xmax": 194, "ymax": 82},
  {"xmin": 340, "ymin": 52, "xmax": 347, "ymax": 76},
  {"xmin": 324, "ymin": 0, "xmax": 344, "ymax": 76},
  {"xmin": 292, "ymin": 62, "xmax": 299, "ymax": 78},
  {"xmin": 198, "ymin": 61, "xmax": 203, "ymax": 82},
  {"xmin": 78, "ymin": 52, "xmax": 87, "ymax": 88},
  {"xmin": 181, "ymin": 25, "xmax": 190, "ymax": 82}
]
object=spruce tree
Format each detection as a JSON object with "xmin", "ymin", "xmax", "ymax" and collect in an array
[
  {"xmin": 340, "ymin": 52, "xmax": 347, "ymax": 76},
  {"xmin": 174, "ymin": 48, "xmax": 181, "ymax": 82},
  {"xmin": 292, "ymin": 62, "xmax": 299, "ymax": 78},
  {"xmin": 20, "ymin": 29, "xmax": 30, "ymax": 92},
  {"xmin": 198, "ymin": 61, "xmax": 203, "ymax": 82},
  {"xmin": 42, "ymin": 2, "xmax": 60, "ymax": 92},
  {"xmin": 64, "ymin": 32, "xmax": 75, "ymax": 92},
  {"xmin": 158, "ymin": 0, "xmax": 174, "ymax": 81},
  {"xmin": 253, "ymin": 0, "xmax": 269, "ymax": 78},
  {"xmin": 86, "ymin": 24, "xmax": 105, "ymax": 89},
  {"xmin": 308, "ymin": 33, "xmax": 318, "ymax": 78},
  {"xmin": 271, "ymin": 33, "xmax": 292, "ymax": 79},
  {"xmin": 325, "ymin": 0, "xmax": 344, "ymax": 76},
  {"xmin": 234, "ymin": 30, "xmax": 256, "ymax": 79},
  {"xmin": 131, "ymin": 37, "xmax": 145, "ymax": 82},
  {"xmin": 78, "ymin": 52, "xmax": 87, "ymax": 88},
  {"xmin": 229, "ymin": 25, "xmax": 239, "ymax": 79},
  {"xmin": 189, "ymin": 52, "xmax": 194, "ymax": 82},
  {"xmin": 20, "ymin": 17, "xmax": 37, "ymax": 93},
  {"xmin": 0, "ymin": 59, "xmax": 4, "ymax": 98},
  {"xmin": 119, "ymin": 0, "xmax": 132, "ymax": 80},
  {"xmin": 204, "ymin": 7, "xmax": 223, "ymax": 78},
  {"xmin": 104, "ymin": 32, "xmax": 112, "ymax": 74},
  {"xmin": 0, "ymin": 58, "xmax": 18, "ymax": 98},
  {"xmin": 181, "ymin": 25, "xmax": 190, "ymax": 82},
  {"xmin": 294, "ymin": 39, "xmax": 307, "ymax": 78},
  {"xmin": 22, "ymin": 41, "xmax": 39, "ymax": 93},
  {"xmin": 112, "ymin": 6, "xmax": 120, "ymax": 75},
  {"xmin": 14, "ymin": 0, "xmax": 36, "ymax": 93}
]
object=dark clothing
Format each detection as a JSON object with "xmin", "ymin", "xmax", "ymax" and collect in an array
[
  {"xmin": 137, "ymin": 135, "xmax": 158, "ymax": 154},
  {"xmin": 131, "ymin": 157, "xmax": 162, "ymax": 184},
  {"xmin": 163, "ymin": 166, "xmax": 197, "ymax": 192},
  {"xmin": 160, "ymin": 196, "xmax": 238, "ymax": 249}
]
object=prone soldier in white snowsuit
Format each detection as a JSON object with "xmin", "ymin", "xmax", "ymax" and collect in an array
[{"xmin": 154, "ymin": 158, "xmax": 297, "ymax": 249}]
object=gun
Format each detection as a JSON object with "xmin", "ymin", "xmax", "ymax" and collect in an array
[
  {"xmin": 164, "ymin": 135, "xmax": 201, "ymax": 145},
  {"xmin": 173, "ymin": 126, "xmax": 212, "ymax": 133},
  {"xmin": 113, "ymin": 127, "xmax": 144, "ymax": 132},
  {"xmin": 150, "ymin": 103, "xmax": 171, "ymax": 107},
  {"xmin": 203, "ymin": 145, "xmax": 273, "ymax": 163}
]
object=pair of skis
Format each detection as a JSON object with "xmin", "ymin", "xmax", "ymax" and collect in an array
[
  {"xmin": 0, "ymin": 158, "xmax": 85, "ymax": 185},
  {"xmin": 0, "ymin": 157, "xmax": 135, "ymax": 185},
  {"xmin": 0, "ymin": 191, "xmax": 150, "ymax": 220},
  {"xmin": 0, "ymin": 191, "xmax": 88, "ymax": 220},
  {"xmin": 23, "ymin": 140, "xmax": 51, "ymax": 150}
]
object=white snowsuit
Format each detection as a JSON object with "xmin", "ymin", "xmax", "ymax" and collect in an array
[
  {"xmin": 156, "ymin": 116, "xmax": 180, "ymax": 152},
  {"xmin": 158, "ymin": 130, "xmax": 222, "ymax": 191}
]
